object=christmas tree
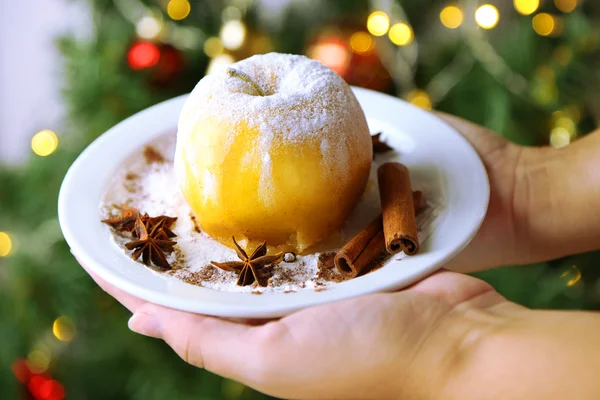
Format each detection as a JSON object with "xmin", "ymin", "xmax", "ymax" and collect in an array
[{"xmin": 1, "ymin": 0, "xmax": 599, "ymax": 398}]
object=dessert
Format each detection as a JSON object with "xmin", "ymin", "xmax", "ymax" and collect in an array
[{"xmin": 174, "ymin": 53, "xmax": 372, "ymax": 254}]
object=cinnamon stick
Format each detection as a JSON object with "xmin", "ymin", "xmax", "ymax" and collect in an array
[
  {"xmin": 334, "ymin": 191, "xmax": 422, "ymax": 278},
  {"xmin": 378, "ymin": 163, "xmax": 419, "ymax": 255}
]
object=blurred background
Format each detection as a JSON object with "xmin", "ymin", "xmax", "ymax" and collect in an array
[{"xmin": 1, "ymin": 0, "xmax": 599, "ymax": 398}]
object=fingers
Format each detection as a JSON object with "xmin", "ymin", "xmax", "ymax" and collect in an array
[
  {"xmin": 72, "ymin": 252, "xmax": 146, "ymax": 312},
  {"xmin": 435, "ymin": 112, "xmax": 511, "ymax": 158},
  {"xmin": 408, "ymin": 270, "xmax": 504, "ymax": 309},
  {"xmin": 128, "ymin": 303, "xmax": 267, "ymax": 384}
]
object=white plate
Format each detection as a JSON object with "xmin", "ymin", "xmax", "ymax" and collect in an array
[{"xmin": 58, "ymin": 87, "xmax": 489, "ymax": 318}]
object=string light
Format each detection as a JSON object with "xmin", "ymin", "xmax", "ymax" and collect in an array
[
  {"xmin": 440, "ymin": 5, "xmax": 464, "ymax": 29},
  {"xmin": 475, "ymin": 5, "xmax": 500, "ymax": 30},
  {"xmin": 350, "ymin": 31, "xmax": 374, "ymax": 54},
  {"xmin": 53, "ymin": 316, "xmax": 76, "ymax": 342},
  {"xmin": 136, "ymin": 16, "xmax": 162, "ymax": 40},
  {"xmin": 204, "ymin": 37, "xmax": 224, "ymax": 57},
  {"xmin": 222, "ymin": 6, "xmax": 242, "ymax": 22},
  {"xmin": 206, "ymin": 54, "xmax": 235, "ymax": 74},
  {"xmin": 307, "ymin": 39, "xmax": 350, "ymax": 75},
  {"xmin": 167, "ymin": 0, "xmax": 191, "ymax": 21},
  {"xmin": 550, "ymin": 127, "xmax": 571, "ymax": 147},
  {"xmin": 514, "ymin": 0, "xmax": 539, "ymax": 16},
  {"xmin": 27, "ymin": 347, "xmax": 51, "ymax": 373},
  {"xmin": 532, "ymin": 13, "xmax": 557, "ymax": 36},
  {"xmin": 367, "ymin": 11, "xmax": 390, "ymax": 36},
  {"xmin": 31, "ymin": 130, "xmax": 58, "ymax": 157},
  {"xmin": 407, "ymin": 90, "xmax": 433, "ymax": 110},
  {"xmin": 0, "ymin": 232, "xmax": 12, "ymax": 257},
  {"xmin": 389, "ymin": 23, "xmax": 414, "ymax": 46},
  {"xmin": 220, "ymin": 20, "xmax": 246, "ymax": 50},
  {"xmin": 554, "ymin": 0, "xmax": 577, "ymax": 13}
]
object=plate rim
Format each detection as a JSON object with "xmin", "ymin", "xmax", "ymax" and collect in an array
[{"xmin": 58, "ymin": 86, "xmax": 490, "ymax": 318}]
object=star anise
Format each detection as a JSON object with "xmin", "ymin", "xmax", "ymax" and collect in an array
[
  {"xmin": 372, "ymin": 132, "xmax": 393, "ymax": 156},
  {"xmin": 211, "ymin": 237, "xmax": 284, "ymax": 287},
  {"xmin": 102, "ymin": 206, "xmax": 177, "ymax": 239},
  {"xmin": 124, "ymin": 218, "xmax": 176, "ymax": 269},
  {"xmin": 102, "ymin": 205, "xmax": 144, "ymax": 234}
]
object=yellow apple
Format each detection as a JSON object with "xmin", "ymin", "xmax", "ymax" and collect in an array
[{"xmin": 175, "ymin": 53, "xmax": 372, "ymax": 253}]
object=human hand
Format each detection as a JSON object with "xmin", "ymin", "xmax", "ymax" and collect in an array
[
  {"xmin": 438, "ymin": 114, "xmax": 600, "ymax": 272},
  {"xmin": 79, "ymin": 257, "xmax": 515, "ymax": 400}
]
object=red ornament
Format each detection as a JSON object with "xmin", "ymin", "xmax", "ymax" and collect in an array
[
  {"xmin": 128, "ymin": 41, "xmax": 161, "ymax": 70},
  {"xmin": 149, "ymin": 44, "xmax": 185, "ymax": 86},
  {"xmin": 11, "ymin": 359, "xmax": 31, "ymax": 383}
]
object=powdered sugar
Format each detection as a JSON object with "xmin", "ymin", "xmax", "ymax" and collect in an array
[
  {"xmin": 175, "ymin": 53, "xmax": 371, "ymax": 205},
  {"xmin": 101, "ymin": 133, "xmax": 443, "ymax": 294}
]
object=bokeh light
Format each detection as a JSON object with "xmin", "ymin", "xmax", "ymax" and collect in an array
[
  {"xmin": 553, "ymin": 46, "xmax": 573, "ymax": 65},
  {"xmin": 31, "ymin": 130, "xmax": 58, "ymax": 157},
  {"xmin": 514, "ymin": 0, "xmax": 539, "ymax": 16},
  {"xmin": 136, "ymin": 16, "xmax": 162, "ymax": 40},
  {"xmin": 440, "ymin": 5, "xmax": 464, "ymax": 29},
  {"xmin": 206, "ymin": 54, "xmax": 235, "ymax": 74},
  {"xmin": 475, "ymin": 5, "xmax": 500, "ymax": 30},
  {"xmin": 53, "ymin": 316, "xmax": 76, "ymax": 342},
  {"xmin": 222, "ymin": 6, "xmax": 242, "ymax": 22},
  {"xmin": 407, "ymin": 90, "xmax": 433, "ymax": 110},
  {"xmin": 308, "ymin": 40, "xmax": 350, "ymax": 75},
  {"xmin": 127, "ymin": 41, "xmax": 160, "ymax": 70},
  {"xmin": 0, "ymin": 232, "xmax": 12, "ymax": 257},
  {"xmin": 550, "ymin": 127, "xmax": 571, "ymax": 147},
  {"xmin": 350, "ymin": 31, "xmax": 374, "ymax": 54},
  {"xmin": 561, "ymin": 265, "xmax": 582, "ymax": 286},
  {"xmin": 554, "ymin": 0, "xmax": 577, "ymax": 13},
  {"xmin": 204, "ymin": 37, "xmax": 224, "ymax": 57},
  {"xmin": 28, "ymin": 348, "xmax": 51, "ymax": 373},
  {"xmin": 167, "ymin": 0, "xmax": 191, "ymax": 21},
  {"xmin": 532, "ymin": 13, "xmax": 556, "ymax": 36},
  {"xmin": 220, "ymin": 20, "xmax": 246, "ymax": 50},
  {"xmin": 388, "ymin": 23, "xmax": 414, "ymax": 46},
  {"xmin": 367, "ymin": 11, "xmax": 390, "ymax": 36}
]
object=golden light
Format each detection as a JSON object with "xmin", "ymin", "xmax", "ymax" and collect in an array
[
  {"xmin": 532, "ymin": 13, "xmax": 556, "ymax": 36},
  {"xmin": 389, "ymin": 23, "xmax": 414, "ymax": 46},
  {"xmin": 350, "ymin": 31, "xmax": 374, "ymax": 54},
  {"xmin": 307, "ymin": 41, "xmax": 350, "ymax": 75},
  {"xmin": 206, "ymin": 54, "xmax": 235, "ymax": 74},
  {"xmin": 552, "ymin": 112, "xmax": 577, "ymax": 137},
  {"xmin": 554, "ymin": 0, "xmax": 577, "ymax": 13},
  {"xmin": 513, "ymin": 0, "xmax": 539, "ymax": 16},
  {"xmin": 367, "ymin": 11, "xmax": 390, "ymax": 36},
  {"xmin": 136, "ymin": 16, "xmax": 162, "ymax": 40},
  {"xmin": 204, "ymin": 37, "xmax": 224, "ymax": 57},
  {"xmin": 167, "ymin": 0, "xmax": 191, "ymax": 21},
  {"xmin": 220, "ymin": 20, "xmax": 246, "ymax": 50},
  {"xmin": 407, "ymin": 90, "xmax": 433, "ymax": 110},
  {"xmin": 550, "ymin": 127, "xmax": 571, "ymax": 148},
  {"xmin": 27, "ymin": 347, "xmax": 51, "ymax": 374},
  {"xmin": 475, "ymin": 5, "xmax": 500, "ymax": 30},
  {"xmin": 53, "ymin": 316, "xmax": 76, "ymax": 342},
  {"xmin": 560, "ymin": 265, "xmax": 582, "ymax": 286},
  {"xmin": 0, "ymin": 232, "xmax": 12, "ymax": 257},
  {"xmin": 31, "ymin": 130, "xmax": 58, "ymax": 157},
  {"xmin": 440, "ymin": 5, "xmax": 464, "ymax": 29}
]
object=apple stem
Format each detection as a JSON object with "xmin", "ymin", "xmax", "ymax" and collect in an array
[{"xmin": 226, "ymin": 68, "xmax": 266, "ymax": 97}]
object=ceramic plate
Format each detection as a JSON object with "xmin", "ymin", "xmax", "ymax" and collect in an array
[{"xmin": 58, "ymin": 87, "xmax": 489, "ymax": 318}]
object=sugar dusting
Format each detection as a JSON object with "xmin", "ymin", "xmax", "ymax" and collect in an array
[
  {"xmin": 175, "ymin": 53, "xmax": 371, "ymax": 205},
  {"xmin": 102, "ymin": 134, "xmax": 443, "ymax": 293}
]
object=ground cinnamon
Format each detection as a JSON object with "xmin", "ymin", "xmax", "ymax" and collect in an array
[
  {"xmin": 334, "ymin": 191, "xmax": 422, "ymax": 278},
  {"xmin": 378, "ymin": 163, "xmax": 419, "ymax": 255}
]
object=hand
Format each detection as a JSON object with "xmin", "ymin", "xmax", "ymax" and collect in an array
[
  {"xmin": 437, "ymin": 113, "xmax": 600, "ymax": 272},
  {"xmin": 79, "ymin": 258, "xmax": 515, "ymax": 400}
]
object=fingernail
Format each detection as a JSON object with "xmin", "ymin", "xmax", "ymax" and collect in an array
[{"xmin": 128, "ymin": 312, "xmax": 162, "ymax": 338}]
